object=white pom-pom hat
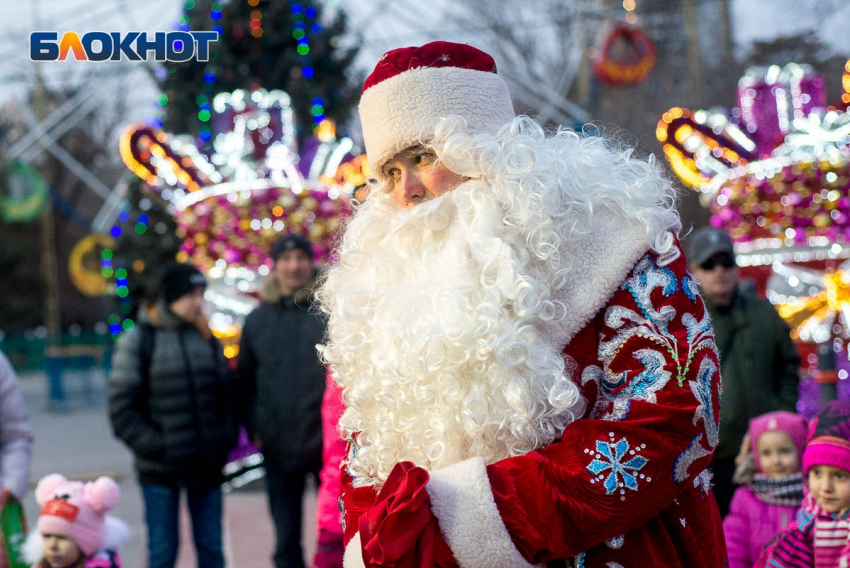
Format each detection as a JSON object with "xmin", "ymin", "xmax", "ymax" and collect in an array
[{"xmin": 359, "ymin": 41, "xmax": 515, "ymax": 182}]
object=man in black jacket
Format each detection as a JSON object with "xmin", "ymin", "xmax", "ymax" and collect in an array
[
  {"xmin": 109, "ymin": 262, "xmax": 237, "ymax": 568},
  {"xmin": 237, "ymin": 234, "xmax": 327, "ymax": 568}
]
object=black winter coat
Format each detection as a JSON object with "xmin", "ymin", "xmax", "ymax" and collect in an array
[
  {"xmin": 108, "ymin": 303, "xmax": 238, "ymax": 489},
  {"xmin": 237, "ymin": 279, "xmax": 326, "ymax": 473}
]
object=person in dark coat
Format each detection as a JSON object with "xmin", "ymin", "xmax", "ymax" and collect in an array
[
  {"xmin": 109, "ymin": 262, "xmax": 237, "ymax": 568},
  {"xmin": 237, "ymin": 234, "xmax": 327, "ymax": 568},
  {"xmin": 686, "ymin": 227, "xmax": 800, "ymax": 517}
]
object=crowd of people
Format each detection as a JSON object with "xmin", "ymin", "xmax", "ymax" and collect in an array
[{"xmin": 1, "ymin": 39, "xmax": 849, "ymax": 568}]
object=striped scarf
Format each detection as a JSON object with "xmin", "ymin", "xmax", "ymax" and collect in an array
[
  {"xmin": 750, "ymin": 472, "xmax": 805, "ymax": 508},
  {"xmin": 763, "ymin": 494, "xmax": 850, "ymax": 568}
]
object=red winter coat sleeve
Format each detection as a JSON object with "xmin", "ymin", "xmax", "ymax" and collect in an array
[{"xmin": 424, "ymin": 246, "xmax": 723, "ymax": 566}]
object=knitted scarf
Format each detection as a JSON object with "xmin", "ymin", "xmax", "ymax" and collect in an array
[{"xmin": 750, "ymin": 472, "xmax": 805, "ymax": 508}]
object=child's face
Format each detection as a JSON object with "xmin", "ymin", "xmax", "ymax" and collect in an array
[
  {"xmin": 809, "ymin": 465, "xmax": 850, "ymax": 515},
  {"xmin": 42, "ymin": 534, "xmax": 83, "ymax": 568},
  {"xmin": 757, "ymin": 431, "xmax": 799, "ymax": 479}
]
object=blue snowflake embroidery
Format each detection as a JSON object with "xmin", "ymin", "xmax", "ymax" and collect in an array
[{"xmin": 586, "ymin": 436, "xmax": 649, "ymax": 498}]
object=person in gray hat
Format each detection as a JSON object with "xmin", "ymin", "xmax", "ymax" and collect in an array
[{"xmin": 686, "ymin": 226, "xmax": 800, "ymax": 517}]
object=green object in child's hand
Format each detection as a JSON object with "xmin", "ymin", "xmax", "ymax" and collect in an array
[{"xmin": 1, "ymin": 492, "xmax": 29, "ymax": 568}]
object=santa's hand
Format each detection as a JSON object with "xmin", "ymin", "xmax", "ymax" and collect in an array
[{"xmin": 351, "ymin": 462, "xmax": 457, "ymax": 568}]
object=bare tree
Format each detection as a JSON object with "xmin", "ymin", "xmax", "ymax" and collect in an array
[{"xmin": 0, "ymin": 67, "xmax": 137, "ymax": 332}]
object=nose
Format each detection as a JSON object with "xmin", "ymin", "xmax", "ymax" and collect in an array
[{"xmin": 394, "ymin": 169, "xmax": 425, "ymax": 207}]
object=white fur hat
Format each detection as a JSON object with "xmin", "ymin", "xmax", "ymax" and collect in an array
[{"xmin": 358, "ymin": 41, "xmax": 515, "ymax": 182}]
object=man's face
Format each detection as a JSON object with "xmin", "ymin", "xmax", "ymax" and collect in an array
[
  {"xmin": 274, "ymin": 249, "xmax": 313, "ymax": 295},
  {"xmin": 690, "ymin": 251, "xmax": 738, "ymax": 307},
  {"xmin": 169, "ymin": 287, "xmax": 206, "ymax": 322},
  {"xmin": 381, "ymin": 146, "xmax": 465, "ymax": 208}
]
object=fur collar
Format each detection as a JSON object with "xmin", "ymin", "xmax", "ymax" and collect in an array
[{"xmin": 539, "ymin": 211, "xmax": 659, "ymax": 350}]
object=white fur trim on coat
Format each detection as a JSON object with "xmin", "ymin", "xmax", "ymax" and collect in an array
[
  {"xmin": 343, "ymin": 532, "xmax": 366, "ymax": 568},
  {"xmin": 540, "ymin": 211, "xmax": 656, "ymax": 350},
  {"xmin": 426, "ymin": 457, "xmax": 538, "ymax": 568},
  {"xmin": 359, "ymin": 66, "xmax": 515, "ymax": 181}
]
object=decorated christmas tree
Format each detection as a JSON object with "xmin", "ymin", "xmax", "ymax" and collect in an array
[{"xmin": 159, "ymin": 0, "xmax": 361, "ymax": 142}]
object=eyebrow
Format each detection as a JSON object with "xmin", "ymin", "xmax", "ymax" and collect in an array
[
  {"xmin": 399, "ymin": 145, "xmax": 434, "ymax": 158},
  {"xmin": 382, "ymin": 146, "xmax": 434, "ymax": 176}
]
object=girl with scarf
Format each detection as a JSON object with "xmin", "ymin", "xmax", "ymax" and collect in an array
[
  {"xmin": 757, "ymin": 400, "xmax": 850, "ymax": 568},
  {"xmin": 724, "ymin": 411, "xmax": 808, "ymax": 568}
]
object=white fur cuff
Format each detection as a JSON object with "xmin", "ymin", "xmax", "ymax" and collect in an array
[
  {"xmin": 343, "ymin": 532, "xmax": 366, "ymax": 568},
  {"xmin": 426, "ymin": 457, "xmax": 537, "ymax": 568}
]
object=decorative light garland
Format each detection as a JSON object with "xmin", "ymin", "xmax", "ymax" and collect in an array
[
  {"xmin": 593, "ymin": 22, "xmax": 655, "ymax": 86},
  {"xmin": 658, "ymin": 62, "xmax": 850, "ymax": 252},
  {"xmin": 109, "ymin": 2, "xmax": 345, "ymax": 342},
  {"xmin": 660, "ymin": 60, "xmax": 850, "ymax": 351},
  {"xmin": 116, "ymin": 88, "xmax": 362, "ymax": 348}
]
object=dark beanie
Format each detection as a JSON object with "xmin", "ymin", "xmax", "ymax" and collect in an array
[
  {"xmin": 161, "ymin": 263, "xmax": 207, "ymax": 304},
  {"xmin": 270, "ymin": 234, "xmax": 313, "ymax": 261}
]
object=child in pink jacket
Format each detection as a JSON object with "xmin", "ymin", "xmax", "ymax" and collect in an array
[
  {"xmin": 723, "ymin": 410, "xmax": 808, "ymax": 568},
  {"xmin": 312, "ymin": 369, "xmax": 346, "ymax": 568},
  {"xmin": 756, "ymin": 400, "xmax": 850, "ymax": 567}
]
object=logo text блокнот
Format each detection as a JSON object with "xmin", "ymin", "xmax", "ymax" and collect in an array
[{"xmin": 30, "ymin": 31, "xmax": 219, "ymax": 62}]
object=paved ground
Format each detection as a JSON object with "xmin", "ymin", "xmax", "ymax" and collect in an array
[{"xmin": 18, "ymin": 369, "xmax": 317, "ymax": 568}]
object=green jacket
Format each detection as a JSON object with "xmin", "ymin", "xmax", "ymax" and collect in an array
[{"xmin": 707, "ymin": 292, "xmax": 800, "ymax": 460}]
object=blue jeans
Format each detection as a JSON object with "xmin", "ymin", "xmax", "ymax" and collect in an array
[{"xmin": 141, "ymin": 484, "xmax": 224, "ymax": 568}]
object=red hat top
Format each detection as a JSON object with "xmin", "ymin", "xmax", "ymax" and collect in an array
[
  {"xmin": 362, "ymin": 41, "xmax": 498, "ymax": 94},
  {"xmin": 358, "ymin": 41, "xmax": 515, "ymax": 181}
]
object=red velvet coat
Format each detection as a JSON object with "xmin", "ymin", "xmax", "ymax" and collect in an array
[{"xmin": 340, "ymin": 243, "xmax": 727, "ymax": 568}]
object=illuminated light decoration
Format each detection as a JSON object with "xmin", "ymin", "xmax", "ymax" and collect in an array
[
  {"xmin": 119, "ymin": 125, "xmax": 213, "ymax": 192},
  {"xmin": 766, "ymin": 261, "xmax": 850, "ymax": 345},
  {"xmin": 659, "ymin": 62, "xmax": 850, "ymax": 260},
  {"xmin": 593, "ymin": 23, "xmax": 656, "ymax": 86},
  {"xmin": 120, "ymin": 88, "xmax": 362, "ymax": 275},
  {"xmin": 290, "ymin": 4, "xmax": 325, "ymax": 126},
  {"xmin": 843, "ymin": 59, "xmax": 850, "ymax": 106},
  {"xmin": 657, "ymin": 106, "xmax": 757, "ymax": 189},
  {"xmin": 69, "ymin": 234, "xmax": 116, "ymax": 296}
]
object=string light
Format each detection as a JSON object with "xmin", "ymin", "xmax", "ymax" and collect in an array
[{"xmin": 291, "ymin": 3, "xmax": 325, "ymax": 125}]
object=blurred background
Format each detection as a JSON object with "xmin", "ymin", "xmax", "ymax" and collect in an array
[{"xmin": 1, "ymin": 0, "xmax": 849, "ymax": 565}]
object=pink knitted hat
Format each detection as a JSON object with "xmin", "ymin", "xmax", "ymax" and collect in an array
[
  {"xmin": 35, "ymin": 474, "xmax": 120, "ymax": 557},
  {"xmin": 750, "ymin": 411, "xmax": 809, "ymax": 470},
  {"xmin": 803, "ymin": 401, "xmax": 850, "ymax": 474},
  {"xmin": 359, "ymin": 41, "xmax": 515, "ymax": 183}
]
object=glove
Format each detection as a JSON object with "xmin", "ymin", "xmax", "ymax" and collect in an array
[{"xmin": 358, "ymin": 462, "xmax": 457, "ymax": 568}]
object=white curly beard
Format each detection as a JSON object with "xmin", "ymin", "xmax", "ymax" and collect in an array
[
  {"xmin": 319, "ymin": 186, "xmax": 584, "ymax": 485},
  {"xmin": 317, "ymin": 117, "xmax": 680, "ymax": 485}
]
